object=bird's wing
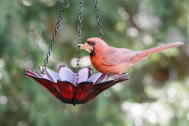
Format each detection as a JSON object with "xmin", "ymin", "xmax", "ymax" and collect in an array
[{"xmin": 102, "ymin": 47, "xmax": 138, "ymax": 66}]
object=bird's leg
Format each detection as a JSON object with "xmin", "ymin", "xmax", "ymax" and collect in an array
[
  {"xmin": 107, "ymin": 73, "xmax": 129, "ymax": 81},
  {"xmin": 114, "ymin": 73, "xmax": 129, "ymax": 80},
  {"xmin": 107, "ymin": 74, "xmax": 119, "ymax": 81}
]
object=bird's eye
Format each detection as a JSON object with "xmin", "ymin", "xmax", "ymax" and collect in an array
[{"xmin": 91, "ymin": 41, "xmax": 96, "ymax": 46}]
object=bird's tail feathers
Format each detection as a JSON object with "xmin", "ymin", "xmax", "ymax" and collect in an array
[
  {"xmin": 142, "ymin": 42, "xmax": 183, "ymax": 55},
  {"xmin": 130, "ymin": 42, "xmax": 183, "ymax": 63}
]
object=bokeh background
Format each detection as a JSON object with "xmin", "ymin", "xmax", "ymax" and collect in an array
[{"xmin": 0, "ymin": 0, "xmax": 189, "ymax": 126}]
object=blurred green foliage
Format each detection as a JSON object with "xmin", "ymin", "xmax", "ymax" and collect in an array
[{"xmin": 0, "ymin": 0, "xmax": 189, "ymax": 126}]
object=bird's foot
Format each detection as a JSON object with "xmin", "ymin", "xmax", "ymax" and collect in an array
[
  {"xmin": 107, "ymin": 74, "xmax": 116, "ymax": 81},
  {"xmin": 107, "ymin": 76, "xmax": 117, "ymax": 81},
  {"xmin": 107, "ymin": 73, "xmax": 129, "ymax": 81}
]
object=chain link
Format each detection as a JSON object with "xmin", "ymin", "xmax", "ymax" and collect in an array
[
  {"xmin": 42, "ymin": 1, "xmax": 68, "ymax": 73},
  {"xmin": 94, "ymin": 0, "xmax": 104, "ymax": 39},
  {"xmin": 75, "ymin": 0, "xmax": 83, "ymax": 84}
]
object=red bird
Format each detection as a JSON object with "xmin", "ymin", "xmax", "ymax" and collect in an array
[{"xmin": 79, "ymin": 37, "xmax": 183, "ymax": 75}]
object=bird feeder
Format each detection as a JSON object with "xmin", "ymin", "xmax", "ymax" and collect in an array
[
  {"xmin": 25, "ymin": 65, "xmax": 128, "ymax": 104},
  {"xmin": 25, "ymin": 0, "xmax": 129, "ymax": 105}
]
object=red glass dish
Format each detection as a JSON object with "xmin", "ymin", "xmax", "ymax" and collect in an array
[{"xmin": 24, "ymin": 65, "xmax": 129, "ymax": 105}]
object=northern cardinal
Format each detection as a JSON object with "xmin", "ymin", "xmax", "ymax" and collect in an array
[{"xmin": 79, "ymin": 37, "xmax": 183, "ymax": 75}]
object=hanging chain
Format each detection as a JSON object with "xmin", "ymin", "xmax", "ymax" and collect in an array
[
  {"xmin": 73, "ymin": 0, "xmax": 83, "ymax": 106},
  {"xmin": 42, "ymin": 0, "xmax": 68, "ymax": 72},
  {"xmin": 75, "ymin": 0, "xmax": 83, "ymax": 84},
  {"xmin": 94, "ymin": 0, "xmax": 104, "ymax": 39}
]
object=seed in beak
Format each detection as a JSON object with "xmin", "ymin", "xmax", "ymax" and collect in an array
[
  {"xmin": 89, "ymin": 46, "xmax": 93, "ymax": 51},
  {"xmin": 77, "ymin": 43, "xmax": 93, "ymax": 53}
]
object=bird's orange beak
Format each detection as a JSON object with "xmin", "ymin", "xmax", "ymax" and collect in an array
[{"xmin": 78, "ymin": 42, "xmax": 93, "ymax": 53}]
